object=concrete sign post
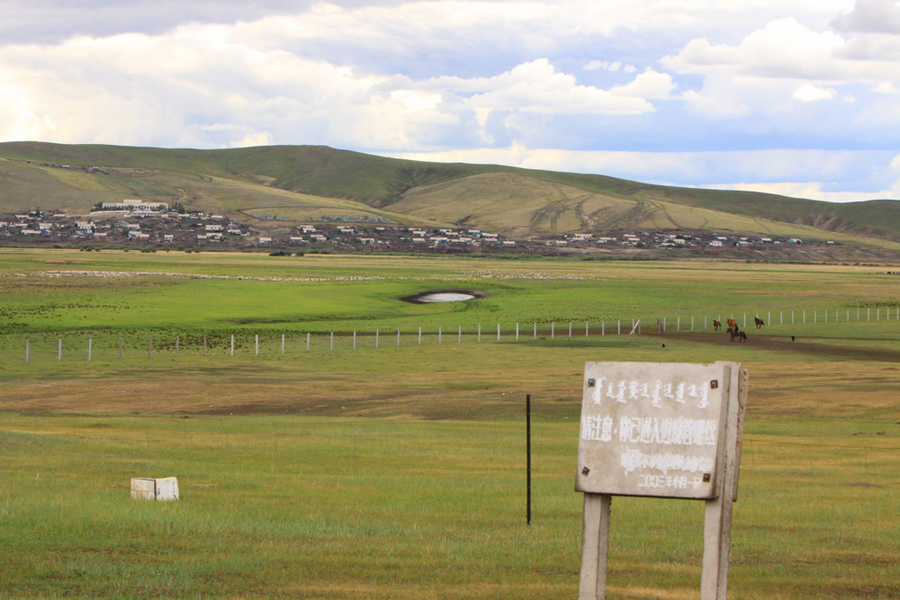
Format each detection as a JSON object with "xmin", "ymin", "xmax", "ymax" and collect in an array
[{"xmin": 576, "ymin": 361, "xmax": 747, "ymax": 600}]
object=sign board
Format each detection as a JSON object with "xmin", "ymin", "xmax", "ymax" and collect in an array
[
  {"xmin": 576, "ymin": 361, "xmax": 747, "ymax": 600},
  {"xmin": 576, "ymin": 362, "xmax": 729, "ymax": 499}
]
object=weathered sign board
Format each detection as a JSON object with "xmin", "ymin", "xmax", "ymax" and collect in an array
[{"xmin": 576, "ymin": 361, "xmax": 747, "ymax": 600}]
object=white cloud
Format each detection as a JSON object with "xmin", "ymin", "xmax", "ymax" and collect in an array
[
  {"xmin": 663, "ymin": 17, "xmax": 848, "ymax": 80},
  {"xmin": 831, "ymin": 0, "xmax": 900, "ymax": 33},
  {"xmin": 793, "ymin": 84, "xmax": 838, "ymax": 102},
  {"xmin": 463, "ymin": 59, "xmax": 656, "ymax": 114},
  {"xmin": 612, "ymin": 70, "xmax": 675, "ymax": 99}
]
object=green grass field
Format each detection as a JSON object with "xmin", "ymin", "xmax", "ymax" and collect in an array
[{"xmin": 1, "ymin": 249, "xmax": 898, "ymax": 599}]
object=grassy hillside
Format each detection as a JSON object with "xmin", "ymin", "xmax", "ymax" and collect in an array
[{"xmin": 1, "ymin": 142, "xmax": 898, "ymax": 244}]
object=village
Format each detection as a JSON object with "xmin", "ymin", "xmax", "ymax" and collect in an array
[{"xmin": 0, "ymin": 201, "xmax": 830, "ymax": 256}]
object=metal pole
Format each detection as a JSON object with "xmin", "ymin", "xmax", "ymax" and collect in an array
[{"xmin": 526, "ymin": 394, "xmax": 532, "ymax": 526}]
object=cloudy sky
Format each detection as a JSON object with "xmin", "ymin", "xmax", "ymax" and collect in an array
[{"xmin": 2, "ymin": 0, "xmax": 899, "ymax": 202}]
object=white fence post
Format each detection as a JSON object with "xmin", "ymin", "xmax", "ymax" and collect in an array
[
  {"xmin": 497, "ymin": 324, "xmax": 501, "ymax": 341},
  {"xmin": 353, "ymin": 331, "xmax": 357, "ymax": 350},
  {"xmin": 439, "ymin": 326, "xmax": 442, "ymax": 344},
  {"xmin": 230, "ymin": 334, "xmax": 234, "ymax": 356},
  {"xmin": 331, "ymin": 332, "xmax": 334, "ymax": 351},
  {"xmin": 397, "ymin": 328, "xmax": 401, "ymax": 346},
  {"xmin": 375, "ymin": 329, "xmax": 379, "ymax": 349},
  {"xmin": 58, "ymin": 338, "xmax": 62, "ymax": 362},
  {"xmin": 255, "ymin": 334, "xmax": 259, "ymax": 356},
  {"xmin": 551, "ymin": 322, "xmax": 555, "ymax": 338},
  {"xmin": 25, "ymin": 340, "xmax": 29, "ymax": 363},
  {"xmin": 281, "ymin": 333, "xmax": 285, "ymax": 354},
  {"xmin": 306, "ymin": 332, "xmax": 310, "ymax": 352}
]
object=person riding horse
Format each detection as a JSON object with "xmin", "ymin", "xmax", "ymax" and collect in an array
[{"xmin": 728, "ymin": 326, "xmax": 747, "ymax": 342}]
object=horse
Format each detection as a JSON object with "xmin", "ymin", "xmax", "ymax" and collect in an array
[
  {"xmin": 712, "ymin": 319, "xmax": 722, "ymax": 331},
  {"xmin": 728, "ymin": 327, "xmax": 747, "ymax": 342},
  {"xmin": 754, "ymin": 317, "xmax": 764, "ymax": 329},
  {"xmin": 726, "ymin": 318, "xmax": 737, "ymax": 330}
]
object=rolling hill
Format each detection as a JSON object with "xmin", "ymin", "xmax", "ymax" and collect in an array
[{"xmin": 1, "ymin": 141, "xmax": 898, "ymax": 247}]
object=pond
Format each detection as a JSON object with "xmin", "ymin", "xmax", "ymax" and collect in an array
[{"xmin": 399, "ymin": 290, "xmax": 486, "ymax": 304}]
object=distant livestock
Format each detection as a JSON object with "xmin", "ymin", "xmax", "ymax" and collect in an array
[
  {"xmin": 754, "ymin": 317, "xmax": 764, "ymax": 329},
  {"xmin": 713, "ymin": 320, "xmax": 722, "ymax": 331}
]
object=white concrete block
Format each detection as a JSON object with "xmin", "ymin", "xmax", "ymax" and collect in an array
[{"xmin": 131, "ymin": 477, "xmax": 179, "ymax": 501}]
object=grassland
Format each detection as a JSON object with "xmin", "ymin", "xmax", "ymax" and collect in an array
[{"xmin": 0, "ymin": 249, "xmax": 898, "ymax": 599}]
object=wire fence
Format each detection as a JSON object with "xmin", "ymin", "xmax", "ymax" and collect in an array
[{"xmin": 6, "ymin": 305, "xmax": 899, "ymax": 363}]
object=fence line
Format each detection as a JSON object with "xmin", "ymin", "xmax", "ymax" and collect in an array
[{"xmin": 11, "ymin": 305, "xmax": 898, "ymax": 362}]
